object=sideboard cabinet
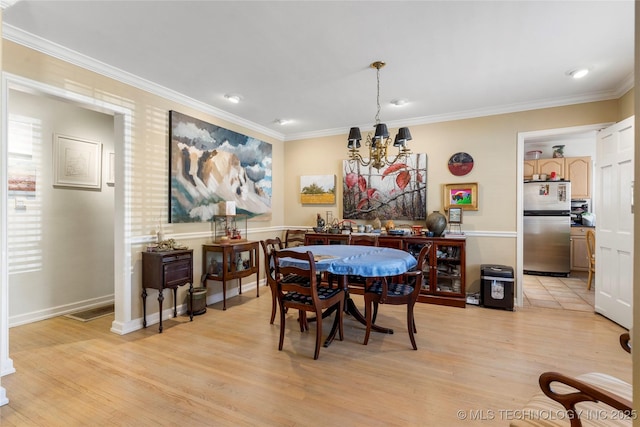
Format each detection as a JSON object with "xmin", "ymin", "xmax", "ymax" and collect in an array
[
  {"xmin": 304, "ymin": 233, "xmax": 466, "ymax": 307},
  {"xmin": 202, "ymin": 241, "xmax": 260, "ymax": 310},
  {"xmin": 398, "ymin": 237, "xmax": 466, "ymax": 308},
  {"xmin": 304, "ymin": 233, "xmax": 350, "ymax": 245}
]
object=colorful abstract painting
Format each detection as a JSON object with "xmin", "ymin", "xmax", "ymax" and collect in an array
[
  {"xmin": 343, "ymin": 154, "xmax": 427, "ymax": 220},
  {"xmin": 169, "ymin": 111, "xmax": 272, "ymax": 222}
]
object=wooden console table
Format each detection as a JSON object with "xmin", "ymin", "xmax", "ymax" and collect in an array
[
  {"xmin": 202, "ymin": 241, "xmax": 260, "ymax": 310},
  {"xmin": 142, "ymin": 249, "xmax": 194, "ymax": 333}
]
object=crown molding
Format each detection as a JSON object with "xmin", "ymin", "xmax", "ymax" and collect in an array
[
  {"xmin": 2, "ymin": 24, "xmax": 285, "ymax": 141},
  {"xmin": 284, "ymin": 87, "xmax": 626, "ymax": 142}
]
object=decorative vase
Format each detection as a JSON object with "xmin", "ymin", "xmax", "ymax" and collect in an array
[
  {"xmin": 385, "ymin": 220, "xmax": 395, "ymax": 231},
  {"xmin": 552, "ymin": 145, "xmax": 565, "ymax": 158},
  {"xmin": 426, "ymin": 211, "xmax": 447, "ymax": 237},
  {"xmin": 372, "ymin": 217, "xmax": 382, "ymax": 230}
]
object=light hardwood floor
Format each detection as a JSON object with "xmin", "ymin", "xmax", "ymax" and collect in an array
[{"xmin": 0, "ymin": 290, "xmax": 629, "ymax": 426}]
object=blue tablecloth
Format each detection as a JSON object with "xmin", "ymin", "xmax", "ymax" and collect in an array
[{"xmin": 280, "ymin": 245, "xmax": 417, "ymax": 277}]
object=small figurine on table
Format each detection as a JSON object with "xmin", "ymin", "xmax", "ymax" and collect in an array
[{"xmin": 316, "ymin": 213, "xmax": 325, "ymax": 228}]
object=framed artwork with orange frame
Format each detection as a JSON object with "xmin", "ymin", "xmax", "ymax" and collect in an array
[{"xmin": 443, "ymin": 182, "xmax": 478, "ymax": 211}]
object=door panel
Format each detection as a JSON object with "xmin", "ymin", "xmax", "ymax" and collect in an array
[{"xmin": 594, "ymin": 116, "xmax": 634, "ymax": 329}]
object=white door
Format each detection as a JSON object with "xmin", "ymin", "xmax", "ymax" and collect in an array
[{"xmin": 594, "ymin": 116, "xmax": 634, "ymax": 329}]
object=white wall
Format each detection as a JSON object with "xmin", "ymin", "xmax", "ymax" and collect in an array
[{"xmin": 7, "ymin": 89, "xmax": 114, "ymax": 325}]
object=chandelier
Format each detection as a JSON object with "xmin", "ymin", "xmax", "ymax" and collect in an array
[{"xmin": 347, "ymin": 61, "xmax": 412, "ymax": 170}]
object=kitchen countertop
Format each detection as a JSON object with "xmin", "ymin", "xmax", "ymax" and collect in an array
[{"xmin": 571, "ymin": 223, "xmax": 595, "ymax": 228}]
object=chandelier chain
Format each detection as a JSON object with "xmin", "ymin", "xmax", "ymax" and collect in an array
[{"xmin": 375, "ymin": 66, "xmax": 381, "ymax": 125}]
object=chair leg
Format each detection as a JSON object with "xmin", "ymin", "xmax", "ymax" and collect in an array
[
  {"xmin": 407, "ymin": 302, "xmax": 417, "ymax": 350},
  {"xmin": 269, "ymin": 285, "xmax": 277, "ymax": 324},
  {"xmin": 298, "ymin": 310, "xmax": 308, "ymax": 331},
  {"xmin": 337, "ymin": 297, "xmax": 344, "ymax": 341},
  {"xmin": 587, "ymin": 268, "xmax": 593, "ymax": 291},
  {"xmin": 363, "ymin": 296, "xmax": 373, "ymax": 345},
  {"xmin": 278, "ymin": 303, "xmax": 286, "ymax": 351},
  {"xmin": 313, "ymin": 309, "xmax": 323, "ymax": 360},
  {"xmin": 372, "ymin": 301, "xmax": 379, "ymax": 324}
]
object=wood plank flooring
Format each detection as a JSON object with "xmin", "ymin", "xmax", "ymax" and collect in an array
[{"xmin": 0, "ymin": 290, "xmax": 629, "ymax": 426}]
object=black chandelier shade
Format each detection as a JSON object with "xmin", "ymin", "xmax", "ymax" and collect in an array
[
  {"xmin": 373, "ymin": 123, "xmax": 389, "ymax": 140},
  {"xmin": 393, "ymin": 127, "xmax": 412, "ymax": 147},
  {"xmin": 347, "ymin": 127, "xmax": 362, "ymax": 149}
]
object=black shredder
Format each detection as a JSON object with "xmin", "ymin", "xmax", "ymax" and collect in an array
[{"xmin": 481, "ymin": 264, "xmax": 514, "ymax": 310}]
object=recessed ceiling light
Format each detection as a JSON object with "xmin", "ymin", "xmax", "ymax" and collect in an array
[
  {"xmin": 391, "ymin": 98, "xmax": 409, "ymax": 106},
  {"xmin": 224, "ymin": 93, "xmax": 242, "ymax": 103},
  {"xmin": 567, "ymin": 68, "xmax": 590, "ymax": 79},
  {"xmin": 275, "ymin": 119, "xmax": 291, "ymax": 125}
]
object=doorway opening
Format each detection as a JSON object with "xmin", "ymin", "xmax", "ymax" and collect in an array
[
  {"xmin": 1, "ymin": 73, "xmax": 133, "ymax": 380},
  {"xmin": 516, "ymin": 123, "xmax": 608, "ymax": 310}
]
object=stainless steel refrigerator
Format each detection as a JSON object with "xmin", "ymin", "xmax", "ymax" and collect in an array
[{"xmin": 523, "ymin": 181, "xmax": 571, "ymax": 276}]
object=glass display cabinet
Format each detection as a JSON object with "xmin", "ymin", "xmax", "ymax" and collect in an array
[
  {"xmin": 201, "ymin": 240, "xmax": 259, "ymax": 311},
  {"xmin": 380, "ymin": 235, "xmax": 466, "ymax": 308}
]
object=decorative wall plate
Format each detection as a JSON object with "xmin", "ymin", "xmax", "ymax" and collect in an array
[{"xmin": 448, "ymin": 152, "xmax": 474, "ymax": 176}]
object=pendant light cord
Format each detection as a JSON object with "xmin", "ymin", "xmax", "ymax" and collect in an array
[{"xmin": 375, "ymin": 66, "xmax": 381, "ymax": 126}]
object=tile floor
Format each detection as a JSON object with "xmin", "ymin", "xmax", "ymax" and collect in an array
[{"xmin": 522, "ymin": 271, "xmax": 594, "ymax": 311}]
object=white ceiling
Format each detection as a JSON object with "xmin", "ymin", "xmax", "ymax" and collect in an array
[{"xmin": 1, "ymin": 1, "xmax": 634, "ymax": 141}]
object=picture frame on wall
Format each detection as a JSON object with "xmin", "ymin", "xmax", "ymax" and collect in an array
[
  {"xmin": 443, "ymin": 182, "xmax": 478, "ymax": 211},
  {"xmin": 53, "ymin": 133, "xmax": 102, "ymax": 190},
  {"xmin": 448, "ymin": 207, "xmax": 463, "ymax": 223},
  {"xmin": 300, "ymin": 175, "xmax": 336, "ymax": 205},
  {"xmin": 106, "ymin": 152, "xmax": 115, "ymax": 186},
  {"xmin": 168, "ymin": 110, "xmax": 273, "ymax": 223}
]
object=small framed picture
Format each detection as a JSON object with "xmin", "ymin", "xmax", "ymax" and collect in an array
[
  {"xmin": 443, "ymin": 182, "xmax": 478, "ymax": 211},
  {"xmin": 448, "ymin": 207, "xmax": 463, "ymax": 224}
]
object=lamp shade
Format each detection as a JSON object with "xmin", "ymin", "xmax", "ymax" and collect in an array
[
  {"xmin": 393, "ymin": 127, "xmax": 412, "ymax": 147},
  {"xmin": 373, "ymin": 123, "xmax": 389, "ymax": 140},
  {"xmin": 347, "ymin": 127, "xmax": 362, "ymax": 149}
]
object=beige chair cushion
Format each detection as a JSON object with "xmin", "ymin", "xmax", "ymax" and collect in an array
[{"xmin": 510, "ymin": 373, "xmax": 632, "ymax": 427}]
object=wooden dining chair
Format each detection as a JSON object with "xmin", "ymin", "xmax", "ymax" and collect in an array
[
  {"xmin": 350, "ymin": 234, "xmax": 379, "ymax": 247},
  {"xmin": 363, "ymin": 245, "xmax": 429, "ymax": 350},
  {"xmin": 284, "ymin": 229, "xmax": 307, "ymax": 248},
  {"xmin": 260, "ymin": 237, "xmax": 284, "ymax": 325},
  {"xmin": 345, "ymin": 234, "xmax": 379, "ymax": 295},
  {"xmin": 273, "ymin": 249, "xmax": 344, "ymax": 359},
  {"xmin": 586, "ymin": 229, "xmax": 595, "ymax": 290},
  {"xmin": 260, "ymin": 238, "xmax": 308, "ymax": 331}
]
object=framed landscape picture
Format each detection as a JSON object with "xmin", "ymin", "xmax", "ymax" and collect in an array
[
  {"xmin": 443, "ymin": 182, "xmax": 478, "ymax": 211},
  {"xmin": 300, "ymin": 175, "xmax": 336, "ymax": 205}
]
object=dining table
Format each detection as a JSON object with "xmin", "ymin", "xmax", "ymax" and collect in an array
[{"xmin": 279, "ymin": 244, "xmax": 418, "ymax": 346}]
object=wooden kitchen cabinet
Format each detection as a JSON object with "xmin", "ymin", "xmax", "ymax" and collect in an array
[
  {"xmin": 537, "ymin": 158, "xmax": 565, "ymax": 178},
  {"xmin": 524, "ymin": 158, "xmax": 564, "ymax": 179},
  {"xmin": 524, "ymin": 156, "xmax": 591, "ymax": 198},
  {"xmin": 523, "ymin": 160, "xmax": 537, "ymax": 180},
  {"xmin": 565, "ymin": 156, "xmax": 591, "ymax": 199},
  {"xmin": 570, "ymin": 227, "xmax": 591, "ymax": 271}
]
